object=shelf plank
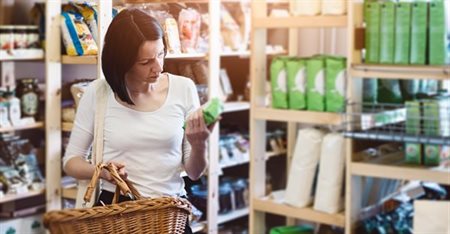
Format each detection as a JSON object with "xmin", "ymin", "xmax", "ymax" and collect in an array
[
  {"xmin": 252, "ymin": 108, "xmax": 342, "ymax": 125},
  {"xmin": 253, "ymin": 198, "xmax": 346, "ymax": 227},
  {"xmin": 0, "ymin": 49, "xmax": 44, "ymax": 61},
  {"xmin": 61, "ymin": 55, "xmax": 97, "ymax": 64},
  {"xmin": 220, "ymin": 150, "xmax": 286, "ymax": 170},
  {"xmin": 62, "ymin": 122, "xmax": 73, "ymax": 132},
  {"xmin": 0, "ymin": 189, "xmax": 45, "ymax": 204},
  {"xmin": 0, "ymin": 122, "xmax": 44, "ymax": 133},
  {"xmin": 351, "ymin": 162, "xmax": 450, "ymax": 185},
  {"xmin": 224, "ymin": 101, "xmax": 250, "ymax": 113},
  {"xmin": 218, "ymin": 207, "xmax": 249, "ymax": 224},
  {"xmin": 165, "ymin": 53, "xmax": 207, "ymax": 60},
  {"xmin": 253, "ymin": 16, "xmax": 347, "ymax": 29},
  {"xmin": 351, "ymin": 64, "xmax": 450, "ymax": 80}
]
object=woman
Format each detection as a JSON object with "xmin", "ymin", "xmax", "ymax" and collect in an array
[{"xmin": 63, "ymin": 9, "xmax": 212, "ymax": 233}]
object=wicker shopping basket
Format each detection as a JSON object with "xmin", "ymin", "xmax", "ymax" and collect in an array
[{"xmin": 43, "ymin": 163, "xmax": 192, "ymax": 234}]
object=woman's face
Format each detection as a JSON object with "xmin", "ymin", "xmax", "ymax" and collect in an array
[{"xmin": 125, "ymin": 39, "xmax": 165, "ymax": 84}]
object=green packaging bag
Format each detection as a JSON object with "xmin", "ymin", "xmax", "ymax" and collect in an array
[
  {"xmin": 183, "ymin": 97, "xmax": 223, "ymax": 129},
  {"xmin": 410, "ymin": 2, "xmax": 427, "ymax": 65},
  {"xmin": 422, "ymin": 97, "xmax": 450, "ymax": 137},
  {"xmin": 405, "ymin": 101, "xmax": 421, "ymax": 135},
  {"xmin": 424, "ymin": 144, "xmax": 441, "ymax": 166},
  {"xmin": 325, "ymin": 56, "xmax": 346, "ymax": 112},
  {"xmin": 394, "ymin": 2, "xmax": 412, "ymax": 64},
  {"xmin": 405, "ymin": 143, "xmax": 422, "ymax": 165},
  {"xmin": 429, "ymin": 0, "xmax": 449, "ymax": 65},
  {"xmin": 379, "ymin": 2, "xmax": 395, "ymax": 64},
  {"xmin": 286, "ymin": 58, "xmax": 306, "ymax": 110},
  {"xmin": 364, "ymin": 2, "xmax": 381, "ymax": 64},
  {"xmin": 270, "ymin": 57, "xmax": 289, "ymax": 109},
  {"xmin": 306, "ymin": 57, "xmax": 325, "ymax": 111},
  {"xmin": 270, "ymin": 225, "xmax": 314, "ymax": 234}
]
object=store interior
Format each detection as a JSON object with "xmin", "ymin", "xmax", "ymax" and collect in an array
[{"xmin": 0, "ymin": 0, "xmax": 449, "ymax": 234}]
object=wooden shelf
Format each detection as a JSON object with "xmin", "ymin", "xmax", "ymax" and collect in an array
[
  {"xmin": 253, "ymin": 16, "xmax": 347, "ymax": 29},
  {"xmin": 0, "ymin": 49, "xmax": 44, "ymax": 61},
  {"xmin": 61, "ymin": 187, "xmax": 77, "ymax": 200},
  {"xmin": 351, "ymin": 64, "xmax": 450, "ymax": 80},
  {"xmin": 62, "ymin": 122, "xmax": 73, "ymax": 132},
  {"xmin": 253, "ymin": 198, "xmax": 346, "ymax": 227},
  {"xmin": 61, "ymin": 55, "xmax": 97, "ymax": 64},
  {"xmin": 0, "ymin": 122, "xmax": 44, "ymax": 133},
  {"xmin": 0, "ymin": 189, "xmax": 45, "ymax": 204},
  {"xmin": 224, "ymin": 101, "xmax": 250, "ymax": 113},
  {"xmin": 218, "ymin": 207, "xmax": 249, "ymax": 224},
  {"xmin": 351, "ymin": 162, "xmax": 450, "ymax": 186},
  {"xmin": 252, "ymin": 108, "xmax": 342, "ymax": 125}
]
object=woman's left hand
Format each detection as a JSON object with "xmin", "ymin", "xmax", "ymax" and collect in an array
[{"xmin": 186, "ymin": 108, "xmax": 214, "ymax": 148}]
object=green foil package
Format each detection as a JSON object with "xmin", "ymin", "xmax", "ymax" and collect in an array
[
  {"xmin": 394, "ymin": 2, "xmax": 411, "ymax": 64},
  {"xmin": 410, "ymin": 2, "xmax": 427, "ymax": 65},
  {"xmin": 183, "ymin": 97, "xmax": 223, "ymax": 129},
  {"xmin": 325, "ymin": 56, "xmax": 346, "ymax": 112},
  {"xmin": 364, "ymin": 2, "xmax": 381, "ymax": 64},
  {"xmin": 429, "ymin": 0, "xmax": 449, "ymax": 65},
  {"xmin": 306, "ymin": 56, "xmax": 325, "ymax": 111},
  {"xmin": 379, "ymin": 2, "xmax": 395, "ymax": 64},
  {"xmin": 270, "ymin": 57, "xmax": 289, "ymax": 109},
  {"xmin": 286, "ymin": 58, "xmax": 307, "ymax": 110}
]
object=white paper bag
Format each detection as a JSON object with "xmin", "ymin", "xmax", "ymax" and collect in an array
[
  {"xmin": 313, "ymin": 133, "xmax": 345, "ymax": 214},
  {"xmin": 413, "ymin": 200, "xmax": 450, "ymax": 234},
  {"xmin": 285, "ymin": 128, "xmax": 324, "ymax": 207},
  {"xmin": 290, "ymin": 0, "xmax": 321, "ymax": 16},
  {"xmin": 321, "ymin": 0, "xmax": 347, "ymax": 15}
]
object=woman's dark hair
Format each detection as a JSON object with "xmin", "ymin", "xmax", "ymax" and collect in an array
[{"xmin": 102, "ymin": 8, "xmax": 166, "ymax": 105}]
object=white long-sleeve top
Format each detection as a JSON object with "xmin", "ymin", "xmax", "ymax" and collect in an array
[{"xmin": 63, "ymin": 74, "xmax": 199, "ymax": 197}]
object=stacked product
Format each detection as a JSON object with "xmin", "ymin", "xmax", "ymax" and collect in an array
[
  {"xmin": 290, "ymin": 0, "xmax": 347, "ymax": 16},
  {"xmin": 270, "ymin": 55, "xmax": 347, "ymax": 113}
]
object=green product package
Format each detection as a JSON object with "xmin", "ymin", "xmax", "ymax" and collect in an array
[
  {"xmin": 270, "ymin": 57, "xmax": 289, "ymax": 109},
  {"xmin": 405, "ymin": 143, "xmax": 422, "ymax": 165},
  {"xmin": 410, "ymin": 2, "xmax": 427, "ymax": 65},
  {"xmin": 325, "ymin": 56, "xmax": 346, "ymax": 112},
  {"xmin": 183, "ymin": 97, "xmax": 223, "ymax": 129},
  {"xmin": 364, "ymin": 2, "xmax": 381, "ymax": 64},
  {"xmin": 429, "ymin": 0, "xmax": 449, "ymax": 65},
  {"xmin": 424, "ymin": 144, "xmax": 440, "ymax": 166},
  {"xmin": 394, "ymin": 2, "xmax": 412, "ymax": 64},
  {"xmin": 405, "ymin": 101, "xmax": 421, "ymax": 135},
  {"xmin": 379, "ymin": 2, "xmax": 395, "ymax": 64},
  {"xmin": 422, "ymin": 97, "xmax": 450, "ymax": 137},
  {"xmin": 377, "ymin": 79, "xmax": 403, "ymax": 104},
  {"xmin": 270, "ymin": 225, "xmax": 314, "ymax": 234},
  {"xmin": 306, "ymin": 57, "xmax": 325, "ymax": 111},
  {"xmin": 286, "ymin": 58, "xmax": 306, "ymax": 110}
]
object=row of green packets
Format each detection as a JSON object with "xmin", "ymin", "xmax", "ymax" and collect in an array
[
  {"xmin": 405, "ymin": 93, "xmax": 450, "ymax": 165},
  {"xmin": 365, "ymin": 0, "xmax": 449, "ymax": 65},
  {"xmin": 270, "ymin": 55, "xmax": 346, "ymax": 113}
]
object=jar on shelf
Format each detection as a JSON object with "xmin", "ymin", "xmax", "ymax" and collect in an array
[
  {"xmin": 16, "ymin": 78, "xmax": 39, "ymax": 118},
  {"xmin": 13, "ymin": 25, "xmax": 28, "ymax": 49},
  {"xmin": 26, "ymin": 26, "xmax": 40, "ymax": 49},
  {"xmin": 0, "ymin": 25, "xmax": 14, "ymax": 50}
]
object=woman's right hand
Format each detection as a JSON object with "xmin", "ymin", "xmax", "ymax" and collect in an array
[{"xmin": 100, "ymin": 161, "xmax": 128, "ymax": 184}]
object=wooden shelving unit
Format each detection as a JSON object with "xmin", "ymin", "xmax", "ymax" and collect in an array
[
  {"xmin": 61, "ymin": 122, "xmax": 73, "ymax": 132},
  {"xmin": 253, "ymin": 198, "xmax": 346, "ymax": 227},
  {"xmin": 0, "ymin": 122, "xmax": 44, "ymax": 133},
  {"xmin": 61, "ymin": 55, "xmax": 97, "ymax": 65},
  {"xmin": 0, "ymin": 49, "xmax": 44, "ymax": 61},
  {"xmin": 249, "ymin": 1, "xmax": 349, "ymax": 233},
  {"xmin": 252, "ymin": 108, "xmax": 343, "ymax": 125},
  {"xmin": 217, "ymin": 207, "xmax": 249, "ymax": 225},
  {"xmin": 223, "ymin": 101, "xmax": 250, "ymax": 113}
]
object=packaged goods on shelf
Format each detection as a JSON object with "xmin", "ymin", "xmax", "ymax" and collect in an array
[
  {"xmin": 270, "ymin": 57, "xmax": 289, "ymax": 109},
  {"xmin": 306, "ymin": 56, "xmax": 325, "ymax": 112},
  {"xmin": 405, "ymin": 143, "xmax": 422, "ymax": 164},
  {"xmin": 65, "ymin": 2, "xmax": 99, "ymax": 44},
  {"xmin": 410, "ymin": 2, "xmax": 427, "ymax": 65},
  {"xmin": 223, "ymin": 1, "xmax": 251, "ymax": 52},
  {"xmin": 321, "ymin": 0, "xmax": 346, "ymax": 15},
  {"xmin": 285, "ymin": 128, "xmax": 324, "ymax": 208},
  {"xmin": 61, "ymin": 12, "xmax": 98, "ymax": 56},
  {"xmin": 364, "ymin": 2, "xmax": 381, "ymax": 64},
  {"xmin": 428, "ymin": 0, "xmax": 448, "ymax": 65},
  {"xmin": 325, "ymin": 56, "xmax": 346, "ymax": 113},
  {"xmin": 378, "ymin": 80, "xmax": 403, "ymax": 104},
  {"xmin": 178, "ymin": 8, "xmax": 201, "ymax": 53},
  {"xmin": 313, "ymin": 133, "xmax": 345, "ymax": 214},
  {"xmin": 290, "ymin": 0, "xmax": 321, "ymax": 16},
  {"xmin": 379, "ymin": 2, "xmax": 395, "ymax": 64},
  {"xmin": 394, "ymin": 3, "xmax": 412, "ymax": 65},
  {"xmin": 221, "ymin": 5, "xmax": 242, "ymax": 52},
  {"xmin": 286, "ymin": 58, "xmax": 306, "ymax": 110}
]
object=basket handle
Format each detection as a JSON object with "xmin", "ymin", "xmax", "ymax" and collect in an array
[{"xmin": 84, "ymin": 163, "xmax": 142, "ymax": 204}]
